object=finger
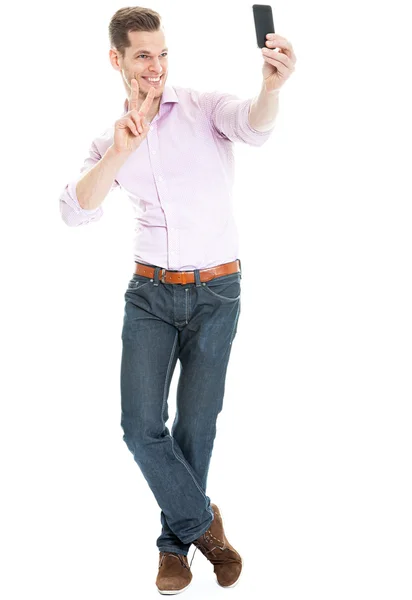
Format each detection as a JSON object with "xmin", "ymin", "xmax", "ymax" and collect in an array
[
  {"xmin": 265, "ymin": 35, "xmax": 296, "ymax": 61},
  {"xmin": 138, "ymin": 85, "xmax": 156, "ymax": 117},
  {"xmin": 265, "ymin": 37, "xmax": 290, "ymax": 50},
  {"xmin": 137, "ymin": 85, "xmax": 156, "ymax": 117},
  {"xmin": 128, "ymin": 78, "xmax": 139, "ymax": 112},
  {"xmin": 118, "ymin": 117, "xmax": 138, "ymax": 136},
  {"xmin": 262, "ymin": 55, "xmax": 291, "ymax": 77},
  {"xmin": 262, "ymin": 48, "xmax": 291, "ymax": 68},
  {"xmin": 125, "ymin": 117, "xmax": 139, "ymax": 136},
  {"xmin": 129, "ymin": 110, "xmax": 145, "ymax": 135},
  {"xmin": 266, "ymin": 33, "xmax": 289, "ymax": 43}
]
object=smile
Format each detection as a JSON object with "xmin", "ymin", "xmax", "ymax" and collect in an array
[{"xmin": 142, "ymin": 75, "xmax": 163, "ymax": 85}]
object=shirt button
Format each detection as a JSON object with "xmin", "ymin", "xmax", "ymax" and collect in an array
[
  {"xmin": 152, "ymin": 150, "xmax": 157, "ymax": 155},
  {"xmin": 150, "ymin": 125, "xmax": 153, "ymax": 131},
  {"xmin": 158, "ymin": 175, "xmax": 163, "ymax": 182}
]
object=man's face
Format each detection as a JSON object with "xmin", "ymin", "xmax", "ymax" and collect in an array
[{"xmin": 115, "ymin": 29, "xmax": 169, "ymax": 102}]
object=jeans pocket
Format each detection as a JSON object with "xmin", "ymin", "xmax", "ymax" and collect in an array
[
  {"xmin": 201, "ymin": 273, "xmax": 241, "ymax": 302},
  {"xmin": 126, "ymin": 275, "xmax": 151, "ymax": 293}
]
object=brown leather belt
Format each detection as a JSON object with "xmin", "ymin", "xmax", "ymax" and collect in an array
[{"xmin": 134, "ymin": 259, "xmax": 241, "ymax": 285}]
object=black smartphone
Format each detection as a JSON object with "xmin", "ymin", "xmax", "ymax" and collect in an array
[{"xmin": 252, "ymin": 4, "xmax": 275, "ymax": 48}]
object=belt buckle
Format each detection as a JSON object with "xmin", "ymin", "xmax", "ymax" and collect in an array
[{"xmin": 160, "ymin": 268, "xmax": 167, "ymax": 283}]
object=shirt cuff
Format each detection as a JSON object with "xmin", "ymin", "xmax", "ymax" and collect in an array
[{"xmin": 66, "ymin": 180, "xmax": 102, "ymax": 213}]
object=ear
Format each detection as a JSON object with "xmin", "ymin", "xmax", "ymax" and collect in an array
[{"xmin": 109, "ymin": 48, "xmax": 121, "ymax": 72}]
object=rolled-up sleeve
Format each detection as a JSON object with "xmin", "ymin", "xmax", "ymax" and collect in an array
[
  {"xmin": 199, "ymin": 91, "xmax": 275, "ymax": 146},
  {"xmin": 59, "ymin": 136, "xmax": 119, "ymax": 227}
]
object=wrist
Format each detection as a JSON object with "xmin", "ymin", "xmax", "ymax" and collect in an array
[
  {"xmin": 106, "ymin": 144, "xmax": 134, "ymax": 166},
  {"xmin": 262, "ymin": 86, "xmax": 281, "ymax": 96}
]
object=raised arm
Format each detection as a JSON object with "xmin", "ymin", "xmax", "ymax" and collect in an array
[{"xmin": 60, "ymin": 79, "xmax": 156, "ymax": 227}]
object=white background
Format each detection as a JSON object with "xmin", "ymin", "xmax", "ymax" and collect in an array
[{"xmin": 1, "ymin": 0, "xmax": 411, "ymax": 598}]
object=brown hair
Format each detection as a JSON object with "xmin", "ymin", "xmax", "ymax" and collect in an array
[{"xmin": 109, "ymin": 6, "xmax": 162, "ymax": 58}]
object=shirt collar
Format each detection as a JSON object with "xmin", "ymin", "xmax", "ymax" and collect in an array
[{"xmin": 123, "ymin": 85, "xmax": 179, "ymax": 115}]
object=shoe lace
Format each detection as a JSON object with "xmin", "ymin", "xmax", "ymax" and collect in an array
[
  {"xmin": 189, "ymin": 546, "xmax": 198, "ymax": 569},
  {"xmin": 160, "ymin": 551, "xmax": 190, "ymax": 570},
  {"xmin": 192, "ymin": 539, "xmax": 240, "ymax": 566}
]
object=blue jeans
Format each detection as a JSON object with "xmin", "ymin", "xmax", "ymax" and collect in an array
[{"xmin": 120, "ymin": 261, "xmax": 242, "ymax": 556}]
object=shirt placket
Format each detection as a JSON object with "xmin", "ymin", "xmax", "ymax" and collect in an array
[{"xmin": 147, "ymin": 119, "xmax": 180, "ymax": 270}]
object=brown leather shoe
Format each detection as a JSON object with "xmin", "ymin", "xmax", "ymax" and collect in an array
[
  {"xmin": 155, "ymin": 552, "xmax": 193, "ymax": 595},
  {"xmin": 192, "ymin": 503, "xmax": 242, "ymax": 587}
]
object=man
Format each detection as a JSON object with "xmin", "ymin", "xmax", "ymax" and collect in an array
[{"xmin": 59, "ymin": 6, "xmax": 296, "ymax": 595}]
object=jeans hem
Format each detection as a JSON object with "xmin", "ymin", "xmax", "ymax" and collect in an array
[
  {"xmin": 158, "ymin": 546, "xmax": 189, "ymax": 556},
  {"xmin": 180, "ymin": 515, "xmax": 214, "ymax": 545}
]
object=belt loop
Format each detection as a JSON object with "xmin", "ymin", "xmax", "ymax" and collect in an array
[
  {"xmin": 153, "ymin": 266, "xmax": 161, "ymax": 286},
  {"xmin": 194, "ymin": 268, "xmax": 202, "ymax": 287},
  {"xmin": 238, "ymin": 258, "xmax": 242, "ymax": 279}
]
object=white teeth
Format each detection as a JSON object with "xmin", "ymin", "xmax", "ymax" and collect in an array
[{"xmin": 145, "ymin": 77, "xmax": 161, "ymax": 82}]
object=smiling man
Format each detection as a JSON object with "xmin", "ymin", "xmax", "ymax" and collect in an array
[
  {"xmin": 109, "ymin": 20, "xmax": 168, "ymax": 123},
  {"xmin": 59, "ymin": 5, "xmax": 296, "ymax": 596}
]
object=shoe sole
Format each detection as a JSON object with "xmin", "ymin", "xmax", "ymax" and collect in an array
[{"xmin": 157, "ymin": 579, "xmax": 193, "ymax": 595}]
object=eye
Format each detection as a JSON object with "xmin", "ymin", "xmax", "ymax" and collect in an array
[{"xmin": 136, "ymin": 52, "xmax": 168, "ymax": 59}]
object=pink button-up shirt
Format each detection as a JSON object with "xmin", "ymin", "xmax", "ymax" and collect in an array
[{"xmin": 59, "ymin": 85, "xmax": 274, "ymax": 270}]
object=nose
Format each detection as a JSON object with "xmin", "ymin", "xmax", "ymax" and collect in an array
[{"xmin": 149, "ymin": 57, "xmax": 163, "ymax": 74}]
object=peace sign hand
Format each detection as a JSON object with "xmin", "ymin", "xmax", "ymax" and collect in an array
[{"xmin": 113, "ymin": 78, "xmax": 156, "ymax": 154}]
